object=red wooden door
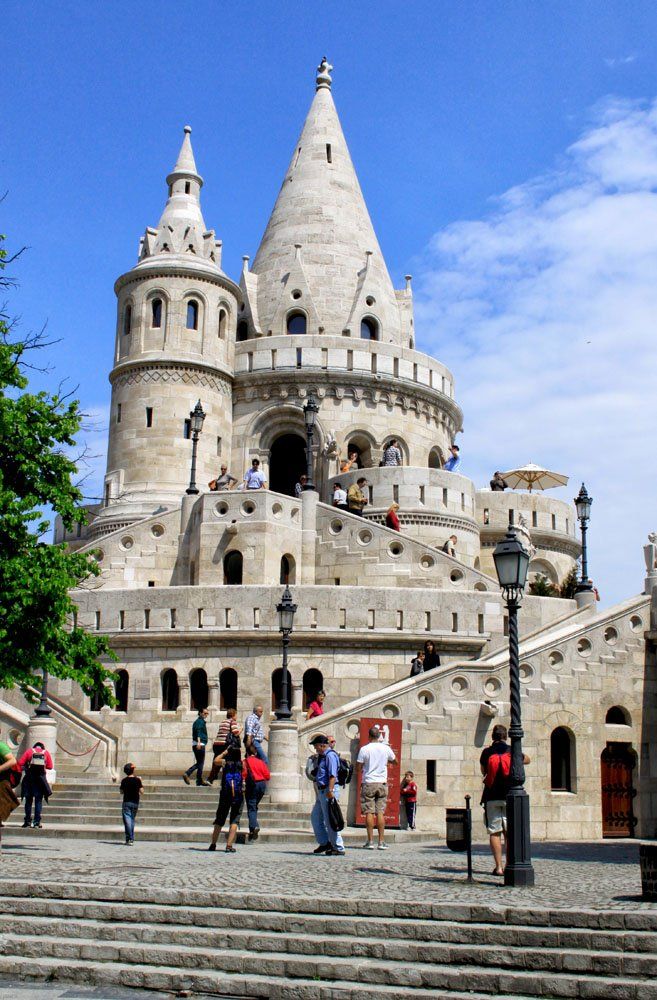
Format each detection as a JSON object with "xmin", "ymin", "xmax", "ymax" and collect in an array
[{"xmin": 601, "ymin": 744, "xmax": 637, "ymax": 838}]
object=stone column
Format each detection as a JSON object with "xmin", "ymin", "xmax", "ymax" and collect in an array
[
  {"xmin": 574, "ymin": 590, "xmax": 597, "ymax": 610},
  {"xmin": 300, "ymin": 489, "xmax": 318, "ymax": 585},
  {"xmin": 26, "ymin": 716, "xmax": 58, "ymax": 785},
  {"xmin": 268, "ymin": 718, "xmax": 300, "ymax": 803}
]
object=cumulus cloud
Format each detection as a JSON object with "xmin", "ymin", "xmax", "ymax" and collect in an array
[{"xmin": 415, "ymin": 96, "xmax": 657, "ymax": 606}]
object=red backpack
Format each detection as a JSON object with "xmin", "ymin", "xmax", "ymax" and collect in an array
[{"xmin": 484, "ymin": 750, "xmax": 511, "ymax": 789}]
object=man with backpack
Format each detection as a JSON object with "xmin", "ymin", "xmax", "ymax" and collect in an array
[
  {"xmin": 480, "ymin": 723, "xmax": 531, "ymax": 876},
  {"xmin": 313, "ymin": 734, "xmax": 347, "ymax": 856},
  {"xmin": 17, "ymin": 741, "xmax": 53, "ymax": 829}
]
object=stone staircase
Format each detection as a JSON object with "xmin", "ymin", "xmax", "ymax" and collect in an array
[
  {"xmin": 2, "ymin": 881, "xmax": 657, "ymax": 998},
  {"xmin": 2, "ymin": 779, "xmax": 419, "ymax": 845}
]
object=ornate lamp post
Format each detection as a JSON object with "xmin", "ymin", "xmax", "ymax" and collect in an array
[
  {"xmin": 185, "ymin": 400, "xmax": 206, "ymax": 495},
  {"xmin": 493, "ymin": 527, "xmax": 534, "ymax": 887},
  {"xmin": 574, "ymin": 483, "xmax": 593, "ymax": 594},
  {"xmin": 275, "ymin": 585, "xmax": 297, "ymax": 720},
  {"xmin": 35, "ymin": 668, "xmax": 51, "ymax": 718},
  {"xmin": 302, "ymin": 394, "xmax": 319, "ymax": 490}
]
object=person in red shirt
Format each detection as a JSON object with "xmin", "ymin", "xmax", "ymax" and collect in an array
[
  {"xmin": 306, "ymin": 691, "xmax": 326, "ymax": 720},
  {"xmin": 244, "ymin": 745, "xmax": 271, "ymax": 841},
  {"xmin": 18, "ymin": 742, "xmax": 53, "ymax": 829},
  {"xmin": 385, "ymin": 502, "xmax": 401, "ymax": 531},
  {"xmin": 400, "ymin": 770, "xmax": 418, "ymax": 830}
]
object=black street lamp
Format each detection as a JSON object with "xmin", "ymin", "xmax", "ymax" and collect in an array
[
  {"xmin": 302, "ymin": 394, "xmax": 319, "ymax": 490},
  {"xmin": 35, "ymin": 668, "xmax": 51, "ymax": 718},
  {"xmin": 186, "ymin": 400, "xmax": 206, "ymax": 495},
  {"xmin": 493, "ymin": 527, "xmax": 534, "ymax": 887},
  {"xmin": 275, "ymin": 586, "xmax": 297, "ymax": 720},
  {"xmin": 574, "ymin": 483, "xmax": 593, "ymax": 594}
]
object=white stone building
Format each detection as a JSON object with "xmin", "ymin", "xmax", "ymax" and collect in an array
[{"xmin": 3, "ymin": 59, "xmax": 657, "ymax": 841}]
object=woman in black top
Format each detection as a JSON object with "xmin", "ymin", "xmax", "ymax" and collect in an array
[{"xmin": 423, "ymin": 639, "xmax": 441, "ymax": 671}]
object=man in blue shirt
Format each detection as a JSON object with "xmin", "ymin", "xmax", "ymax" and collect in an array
[
  {"xmin": 244, "ymin": 704, "xmax": 268, "ymax": 764},
  {"xmin": 444, "ymin": 444, "xmax": 461, "ymax": 472},
  {"xmin": 313, "ymin": 735, "xmax": 345, "ymax": 856}
]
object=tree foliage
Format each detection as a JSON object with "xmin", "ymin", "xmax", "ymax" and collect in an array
[
  {"xmin": 528, "ymin": 573, "xmax": 560, "ymax": 597},
  {"xmin": 559, "ymin": 566, "xmax": 580, "ymax": 600},
  {"xmin": 0, "ymin": 234, "xmax": 116, "ymax": 701}
]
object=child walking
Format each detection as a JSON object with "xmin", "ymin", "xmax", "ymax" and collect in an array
[
  {"xmin": 120, "ymin": 762, "xmax": 143, "ymax": 845},
  {"xmin": 400, "ymin": 770, "xmax": 418, "ymax": 830}
]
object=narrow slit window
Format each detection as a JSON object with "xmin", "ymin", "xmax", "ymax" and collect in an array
[
  {"xmin": 146, "ymin": 407, "xmax": 153, "ymax": 428},
  {"xmin": 144, "ymin": 609, "xmax": 150, "ymax": 629},
  {"xmin": 296, "ymin": 348, "xmax": 302, "ymax": 368},
  {"xmin": 425, "ymin": 611, "xmax": 431, "ymax": 632},
  {"xmin": 326, "ymin": 143, "xmax": 332, "ymax": 163},
  {"xmin": 532, "ymin": 511, "xmax": 538, "ymax": 527},
  {"xmin": 186, "ymin": 300, "xmax": 199, "ymax": 330},
  {"xmin": 452, "ymin": 612, "xmax": 458, "ymax": 633},
  {"xmin": 123, "ymin": 304, "xmax": 132, "ymax": 336},
  {"xmin": 183, "ymin": 419, "xmax": 191, "ymax": 439},
  {"xmin": 116, "ymin": 404, "xmax": 122, "ymax": 424},
  {"xmin": 151, "ymin": 298, "xmax": 162, "ymax": 328},
  {"xmin": 427, "ymin": 760, "xmax": 437, "ymax": 793},
  {"xmin": 216, "ymin": 436, "xmax": 222, "ymax": 456},
  {"xmin": 185, "ymin": 181, "xmax": 191, "ymax": 194}
]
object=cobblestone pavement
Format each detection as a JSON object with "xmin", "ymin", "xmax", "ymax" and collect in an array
[
  {"xmin": 0, "ymin": 985, "xmax": 174, "ymax": 999},
  {"xmin": 0, "ymin": 836, "xmax": 653, "ymax": 912}
]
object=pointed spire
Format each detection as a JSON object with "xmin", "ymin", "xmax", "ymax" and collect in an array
[
  {"xmin": 251, "ymin": 60, "xmax": 406, "ymax": 341},
  {"xmin": 167, "ymin": 125, "xmax": 202, "ymax": 186}
]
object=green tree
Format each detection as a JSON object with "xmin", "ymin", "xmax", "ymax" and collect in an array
[
  {"xmin": 528, "ymin": 573, "xmax": 560, "ymax": 597},
  {"xmin": 559, "ymin": 566, "xmax": 579, "ymax": 599},
  {"xmin": 0, "ymin": 234, "xmax": 116, "ymax": 701}
]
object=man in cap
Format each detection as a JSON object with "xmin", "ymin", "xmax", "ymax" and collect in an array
[{"xmin": 308, "ymin": 734, "xmax": 345, "ymax": 856}]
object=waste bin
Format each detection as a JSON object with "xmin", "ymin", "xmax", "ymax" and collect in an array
[{"xmin": 640, "ymin": 844, "xmax": 657, "ymax": 900}]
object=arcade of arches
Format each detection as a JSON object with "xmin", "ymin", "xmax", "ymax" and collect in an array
[{"xmin": 269, "ymin": 433, "xmax": 307, "ymax": 497}]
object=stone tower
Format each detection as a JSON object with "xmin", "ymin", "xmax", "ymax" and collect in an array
[{"xmin": 99, "ymin": 127, "xmax": 240, "ymax": 530}]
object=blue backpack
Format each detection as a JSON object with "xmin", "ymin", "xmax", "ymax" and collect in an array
[{"xmin": 223, "ymin": 760, "xmax": 243, "ymax": 799}]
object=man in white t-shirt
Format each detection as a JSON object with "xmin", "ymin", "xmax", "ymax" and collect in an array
[{"xmin": 357, "ymin": 725, "xmax": 397, "ymax": 850}]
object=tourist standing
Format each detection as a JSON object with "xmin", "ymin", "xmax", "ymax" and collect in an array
[
  {"xmin": 182, "ymin": 708, "xmax": 210, "ymax": 786},
  {"xmin": 244, "ymin": 705, "xmax": 268, "ymax": 764},
  {"xmin": 294, "ymin": 474, "xmax": 307, "ymax": 497},
  {"xmin": 386, "ymin": 502, "xmax": 401, "ymax": 531},
  {"xmin": 357, "ymin": 726, "xmax": 397, "ymax": 850},
  {"xmin": 347, "ymin": 477, "xmax": 368, "ymax": 515},
  {"xmin": 423, "ymin": 639, "xmax": 441, "ymax": 671},
  {"xmin": 208, "ymin": 743, "xmax": 245, "ymax": 853},
  {"xmin": 400, "ymin": 771, "xmax": 418, "ymax": 830},
  {"xmin": 120, "ymin": 762, "xmax": 143, "ymax": 845},
  {"xmin": 210, "ymin": 465, "xmax": 238, "ymax": 491},
  {"xmin": 382, "ymin": 439, "xmax": 402, "ymax": 466},
  {"xmin": 244, "ymin": 745, "xmax": 270, "ymax": 841},
  {"xmin": 306, "ymin": 690, "xmax": 325, "ymax": 720},
  {"xmin": 306, "ymin": 734, "xmax": 331, "ymax": 854},
  {"xmin": 479, "ymin": 723, "xmax": 530, "ymax": 876},
  {"xmin": 244, "ymin": 458, "xmax": 266, "ymax": 489},
  {"xmin": 444, "ymin": 445, "xmax": 461, "ymax": 472},
  {"xmin": 332, "ymin": 483, "xmax": 348, "ymax": 510},
  {"xmin": 209, "ymin": 708, "xmax": 242, "ymax": 783},
  {"xmin": 442, "ymin": 534, "xmax": 457, "ymax": 558},
  {"xmin": 314, "ymin": 735, "xmax": 345, "ymax": 856},
  {"xmin": 18, "ymin": 741, "xmax": 53, "ymax": 829}
]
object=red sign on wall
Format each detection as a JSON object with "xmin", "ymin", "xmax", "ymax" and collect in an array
[{"xmin": 355, "ymin": 717, "xmax": 403, "ymax": 828}]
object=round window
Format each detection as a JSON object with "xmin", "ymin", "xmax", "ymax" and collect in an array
[
  {"xmin": 329, "ymin": 519, "xmax": 344, "ymax": 535},
  {"xmin": 388, "ymin": 542, "xmax": 404, "ymax": 557},
  {"xmin": 577, "ymin": 637, "xmax": 592, "ymax": 657},
  {"xmin": 417, "ymin": 690, "xmax": 435, "ymax": 708},
  {"xmin": 604, "ymin": 626, "xmax": 618, "ymax": 645},
  {"xmin": 241, "ymin": 500, "xmax": 256, "ymax": 516},
  {"xmin": 215, "ymin": 501, "xmax": 229, "ymax": 517},
  {"xmin": 519, "ymin": 663, "xmax": 534, "ymax": 683},
  {"xmin": 451, "ymin": 676, "xmax": 469, "ymax": 695},
  {"xmin": 151, "ymin": 524, "xmax": 165, "ymax": 538}
]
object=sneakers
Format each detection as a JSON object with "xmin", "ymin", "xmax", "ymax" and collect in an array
[
  {"xmin": 182, "ymin": 774, "xmax": 191, "ymax": 785},
  {"xmin": 32, "ymin": 822, "xmax": 42, "ymax": 829},
  {"xmin": 21, "ymin": 820, "xmax": 30, "ymax": 828},
  {"xmin": 313, "ymin": 842, "xmax": 331, "ymax": 854},
  {"xmin": 125, "ymin": 839, "xmax": 134, "ymax": 846},
  {"xmin": 248, "ymin": 826, "xmax": 260, "ymax": 842},
  {"xmin": 377, "ymin": 842, "xmax": 389, "ymax": 851},
  {"xmin": 208, "ymin": 843, "xmax": 217, "ymax": 851},
  {"xmin": 363, "ymin": 841, "xmax": 375, "ymax": 850}
]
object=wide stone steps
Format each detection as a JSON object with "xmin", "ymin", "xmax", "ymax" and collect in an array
[{"xmin": 2, "ymin": 888, "xmax": 657, "ymax": 999}]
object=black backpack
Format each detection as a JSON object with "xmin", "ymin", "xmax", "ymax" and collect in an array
[{"xmin": 328, "ymin": 749, "xmax": 353, "ymax": 787}]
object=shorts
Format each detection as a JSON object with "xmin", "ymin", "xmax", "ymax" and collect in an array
[
  {"xmin": 361, "ymin": 782, "xmax": 388, "ymax": 815},
  {"xmin": 214, "ymin": 790, "xmax": 243, "ymax": 829},
  {"xmin": 484, "ymin": 799, "xmax": 507, "ymax": 835}
]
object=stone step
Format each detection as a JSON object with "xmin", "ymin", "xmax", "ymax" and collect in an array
[
  {"xmin": 7, "ymin": 913, "xmax": 657, "ymax": 976},
  {"xmin": 5, "ymin": 933, "xmax": 657, "ymax": 998},
  {"xmin": 3, "ymin": 954, "xmax": 539, "ymax": 1000},
  {"xmin": 5, "ymin": 897, "xmax": 657, "ymax": 954}
]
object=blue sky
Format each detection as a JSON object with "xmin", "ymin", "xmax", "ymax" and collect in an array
[{"xmin": 3, "ymin": 2, "xmax": 657, "ymax": 605}]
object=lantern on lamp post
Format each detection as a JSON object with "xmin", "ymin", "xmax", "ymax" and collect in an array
[
  {"xmin": 185, "ymin": 400, "xmax": 206, "ymax": 495},
  {"xmin": 302, "ymin": 394, "xmax": 319, "ymax": 490},
  {"xmin": 275, "ymin": 585, "xmax": 297, "ymax": 720},
  {"xmin": 574, "ymin": 483, "xmax": 593, "ymax": 594}
]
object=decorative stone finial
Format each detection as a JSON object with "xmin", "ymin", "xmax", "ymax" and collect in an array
[
  {"xmin": 184, "ymin": 125, "xmax": 192, "ymax": 135},
  {"xmin": 316, "ymin": 56, "xmax": 333, "ymax": 91}
]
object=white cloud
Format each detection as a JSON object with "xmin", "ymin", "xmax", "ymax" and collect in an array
[
  {"xmin": 604, "ymin": 54, "xmax": 637, "ymax": 69},
  {"xmin": 415, "ymin": 96, "xmax": 657, "ymax": 607}
]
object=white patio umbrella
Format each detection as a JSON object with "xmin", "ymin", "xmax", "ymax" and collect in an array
[{"xmin": 499, "ymin": 463, "xmax": 569, "ymax": 493}]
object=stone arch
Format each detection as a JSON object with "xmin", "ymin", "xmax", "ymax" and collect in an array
[
  {"xmin": 218, "ymin": 300, "xmax": 231, "ymax": 339},
  {"xmin": 161, "ymin": 668, "xmax": 179, "ymax": 711},
  {"xmin": 382, "ymin": 434, "xmax": 410, "ymax": 464},
  {"xmin": 605, "ymin": 705, "xmax": 631, "ymax": 726},
  {"xmin": 182, "ymin": 288, "xmax": 209, "ymax": 335},
  {"xmin": 287, "ymin": 310, "xmax": 308, "ymax": 335},
  {"xmin": 360, "ymin": 315, "xmax": 379, "ymax": 341},
  {"xmin": 428, "ymin": 446, "xmax": 444, "ymax": 469},
  {"xmin": 550, "ymin": 726, "xmax": 576, "ymax": 793},
  {"xmin": 302, "ymin": 668, "xmax": 324, "ymax": 710},
  {"xmin": 342, "ymin": 426, "xmax": 378, "ymax": 469},
  {"xmin": 190, "ymin": 668, "xmax": 209, "ymax": 711},
  {"xmin": 114, "ymin": 669, "xmax": 129, "ymax": 713},
  {"xmin": 280, "ymin": 553, "xmax": 296, "ymax": 585},
  {"xmin": 529, "ymin": 558, "xmax": 558, "ymax": 585},
  {"xmin": 248, "ymin": 402, "xmax": 326, "ymax": 494},
  {"xmin": 223, "ymin": 550, "xmax": 243, "ymax": 585},
  {"xmin": 220, "ymin": 667, "xmax": 238, "ymax": 710}
]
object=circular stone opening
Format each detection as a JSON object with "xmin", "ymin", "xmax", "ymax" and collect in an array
[
  {"xmin": 291, "ymin": 289, "xmax": 302, "ymax": 300},
  {"xmin": 474, "ymin": 582, "xmax": 488, "ymax": 592},
  {"xmin": 94, "ymin": 549, "xmax": 104, "ymax": 562},
  {"xmin": 120, "ymin": 536, "xmax": 134, "ymax": 551},
  {"xmin": 329, "ymin": 519, "xmax": 344, "ymax": 535},
  {"xmin": 451, "ymin": 676, "xmax": 469, "ymax": 695},
  {"xmin": 291, "ymin": 507, "xmax": 300, "ymax": 522},
  {"xmin": 577, "ymin": 637, "xmax": 592, "ymax": 657},
  {"xmin": 519, "ymin": 663, "xmax": 534, "ymax": 683},
  {"xmin": 450, "ymin": 569, "xmax": 465, "ymax": 584},
  {"xmin": 271, "ymin": 502, "xmax": 283, "ymax": 519},
  {"xmin": 345, "ymin": 719, "xmax": 360, "ymax": 739},
  {"xmin": 548, "ymin": 650, "xmax": 564, "ymax": 668},
  {"xmin": 388, "ymin": 542, "xmax": 404, "ymax": 557},
  {"xmin": 365, "ymin": 295, "xmax": 375, "ymax": 306},
  {"xmin": 420, "ymin": 554, "xmax": 435, "ymax": 570},
  {"xmin": 604, "ymin": 626, "xmax": 618, "ymax": 645},
  {"xmin": 382, "ymin": 703, "xmax": 400, "ymax": 719},
  {"xmin": 357, "ymin": 529, "xmax": 373, "ymax": 546},
  {"xmin": 151, "ymin": 524, "xmax": 165, "ymax": 538},
  {"xmin": 484, "ymin": 677, "xmax": 502, "ymax": 696},
  {"xmin": 417, "ymin": 690, "xmax": 435, "ymax": 708},
  {"xmin": 630, "ymin": 615, "xmax": 643, "ymax": 632},
  {"xmin": 214, "ymin": 501, "xmax": 229, "ymax": 517},
  {"xmin": 241, "ymin": 500, "xmax": 256, "ymax": 516}
]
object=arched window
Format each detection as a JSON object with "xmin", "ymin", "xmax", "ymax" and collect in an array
[
  {"xmin": 302, "ymin": 668, "xmax": 324, "ymax": 710},
  {"xmin": 287, "ymin": 311, "xmax": 307, "ymax": 335},
  {"xmin": 428, "ymin": 447, "xmax": 443, "ymax": 469},
  {"xmin": 186, "ymin": 299, "xmax": 199, "ymax": 330},
  {"xmin": 161, "ymin": 669, "xmax": 179, "ymax": 711},
  {"xmin": 271, "ymin": 667, "xmax": 293, "ymax": 711},
  {"xmin": 606, "ymin": 706, "xmax": 631, "ymax": 726},
  {"xmin": 223, "ymin": 550, "xmax": 243, "ymax": 585},
  {"xmin": 236, "ymin": 321, "xmax": 248, "ymax": 342},
  {"xmin": 114, "ymin": 670, "xmax": 129, "ymax": 713},
  {"xmin": 550, "ymin": 727, "xmax": 575, "ymax": 792},
  {"xmin": 218, "ymin": 308, "xmax": 227, "ymax": 339},
  {"xmin": 90, "ymin": 688, "xmax": 104, "ymax": 712},
  {"xmin": 190, "ymin": 668, "xmax": 208, "ymax": 711},
  {"xmin": 280, "ymin": 554, "xmax": 296, "ymax": 585},
  {"xmin": 123, "ymin": 304, "xmax": 132, "ymax": 336},
  {"xmin": 360, "ymin": 317, "xmax": 378, "ymax": 341},
  {"xmin": 151, "ymin": 298, "xmax": 162, "ymax": 328},
  {"xmin": 220, "ymin": 667, "xmax": 238, "ymax": 710}
]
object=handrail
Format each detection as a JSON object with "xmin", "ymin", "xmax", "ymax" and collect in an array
[{"xmin": 25, "ymin": 685, "xmax": 119, "ymax": 780}]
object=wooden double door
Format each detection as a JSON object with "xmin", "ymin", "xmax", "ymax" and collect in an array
[{"xmin": 601, "ymin": 743, "xmax": 637, "ymax": 838}]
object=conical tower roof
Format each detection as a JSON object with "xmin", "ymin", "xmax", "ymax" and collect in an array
[{"xmin": 250, "ymin": 59, "xmax": 404, "ymax": 341}]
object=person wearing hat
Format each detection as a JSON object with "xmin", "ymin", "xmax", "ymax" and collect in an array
[{"xmin": 308, "ymin": 734, "xmax": 344, "ymax": 856}]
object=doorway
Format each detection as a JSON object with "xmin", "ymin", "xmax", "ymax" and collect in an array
[
  {"xmin": 601, "ymin": 743, "xmax": 637, "ymax": 837},
  {"xmin": 269, "ymin": 433, "xmax": 306, "ymax": 497}
]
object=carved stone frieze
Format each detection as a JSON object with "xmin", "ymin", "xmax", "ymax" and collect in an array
[{"xmin": 111, "ymin": 363, "xmax": 232, "ymax": 395}]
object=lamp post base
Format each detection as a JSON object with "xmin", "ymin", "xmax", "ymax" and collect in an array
[{"xmin": 504, "ymin": 789, "xmax": 535, "ymax": 887}]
